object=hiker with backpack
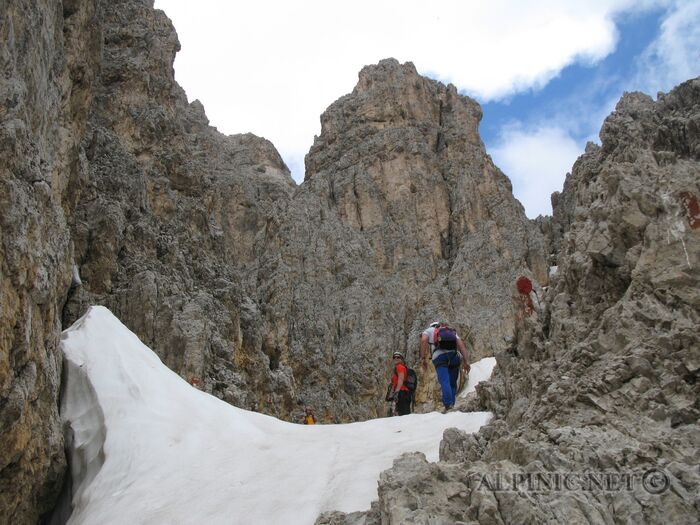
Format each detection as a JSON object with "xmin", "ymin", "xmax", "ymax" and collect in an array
[
  {"xmin": 388, "ymin": 352, "xmax": 416, "ymax": 416},
  {"xmin": 420, "ymin": 321, "xmax": 470, "ymax": 412}
]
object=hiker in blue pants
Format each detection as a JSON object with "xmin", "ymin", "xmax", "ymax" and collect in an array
[{"xmin": 420, "ymin": 321, "xmax": 470, "ymax": 412}]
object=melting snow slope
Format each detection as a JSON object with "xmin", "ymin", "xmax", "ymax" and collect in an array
[
  {"xmin": 460, "ymin": 356, "xmax": 497, "ymax": 398},
  {"xmin": 60, "ymin": 307, "xmax": 493, "ymax": 524}
]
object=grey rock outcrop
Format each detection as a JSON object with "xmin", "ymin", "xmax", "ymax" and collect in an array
[{"xmin": 323, "ymin": 78, "xmax": 700, "ymax": 524}]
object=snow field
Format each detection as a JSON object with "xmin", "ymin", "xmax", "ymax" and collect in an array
[{"xmin": 61, "ymin": 306, "xmax": 493, "ymax": 524}]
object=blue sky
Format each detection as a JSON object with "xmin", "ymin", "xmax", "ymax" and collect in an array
[{"xmin": 156, "ymin": 0, "xmax": 699, "ymax": 218}]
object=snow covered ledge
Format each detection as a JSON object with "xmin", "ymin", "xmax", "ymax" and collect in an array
[{"xmin": 59, "ymin": 306, "xmax": 493, "ymax": 524}]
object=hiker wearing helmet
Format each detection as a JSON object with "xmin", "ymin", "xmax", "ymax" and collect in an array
[
  {"xmin": 420, "ymin": 321, "xmax": 470, "ymax": 412},
  {"xmin": 389, "ymin": 352, "xmax": 413, "ymax": 415}
]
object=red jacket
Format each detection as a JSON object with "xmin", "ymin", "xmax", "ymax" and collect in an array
[{"xmin": 392, "ymin": 363, "xmax": 410, "ymax": 392}]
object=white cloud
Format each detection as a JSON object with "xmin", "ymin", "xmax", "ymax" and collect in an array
[
  {"xmin": 153, "ymin": 0, "xmax": 645, "ymax": 182},
  {"xmin": 631, "ymin": 0, "xmax": 700, "ymax": 95},
  {"xmin": 490, "ymin": 125, "xmax": 583, "ymax": 218}
]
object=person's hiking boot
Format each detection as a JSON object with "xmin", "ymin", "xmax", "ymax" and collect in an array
[{"xmin": 442, "ymin": 405, "xmax": 454, "ymax": 414}]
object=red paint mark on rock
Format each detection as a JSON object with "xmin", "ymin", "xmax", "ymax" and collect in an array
[
  {"xmin": 516, "ymin": 276, "xmax": 533, "ymax": 295},
  {"xmin": 680, "ymin": 192, "xmax": 700, "ymax": 229},
  {"xmin": 515, "ymin": 276, "xmax": 534, "ymax": 316}
]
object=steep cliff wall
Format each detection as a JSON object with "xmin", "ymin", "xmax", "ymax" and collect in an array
[
  {"xmin": 323, "ymin": 78, "xmax": 700, "ymax": 524},
  {"xmin": 60, "ymin": 0, "xmax": 296, "ymax": 414},
  {"xmin": 0, "ymin": 0, "xmax": 100, "ymax": 521}
]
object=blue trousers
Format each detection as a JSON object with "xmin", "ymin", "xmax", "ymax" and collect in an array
[{"xmin": 432, "ymin": 351, "xmax": 461, "ymax": 408}]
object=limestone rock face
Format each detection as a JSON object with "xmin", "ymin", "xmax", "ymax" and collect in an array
[
  {"xmin": 259, "ymin": 59, "xmax": 548, "ymax": 420},
  {"xmin": 0, "ymin": 0, "xmax": 100, "ymax": 521},
  {"xmin": 326, "ymin": 78, "xmax": 700, "ymax": 524}
]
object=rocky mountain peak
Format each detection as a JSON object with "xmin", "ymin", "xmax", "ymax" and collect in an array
[{"xmin": 307, "ymin": 58, "xmax": 482, "ymax": 178}]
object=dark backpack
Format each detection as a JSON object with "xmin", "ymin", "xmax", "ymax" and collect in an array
[
  {"xmin": 393, "ymin": 365, "xmax": 418, "ymax": 394},
  {"xmin": 434, "ymin": 326, "xmax": 458, "ymax": 350},
  {"xmin": 405, "ymin": 367, "xmax": 418, "ymax": 394}
]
